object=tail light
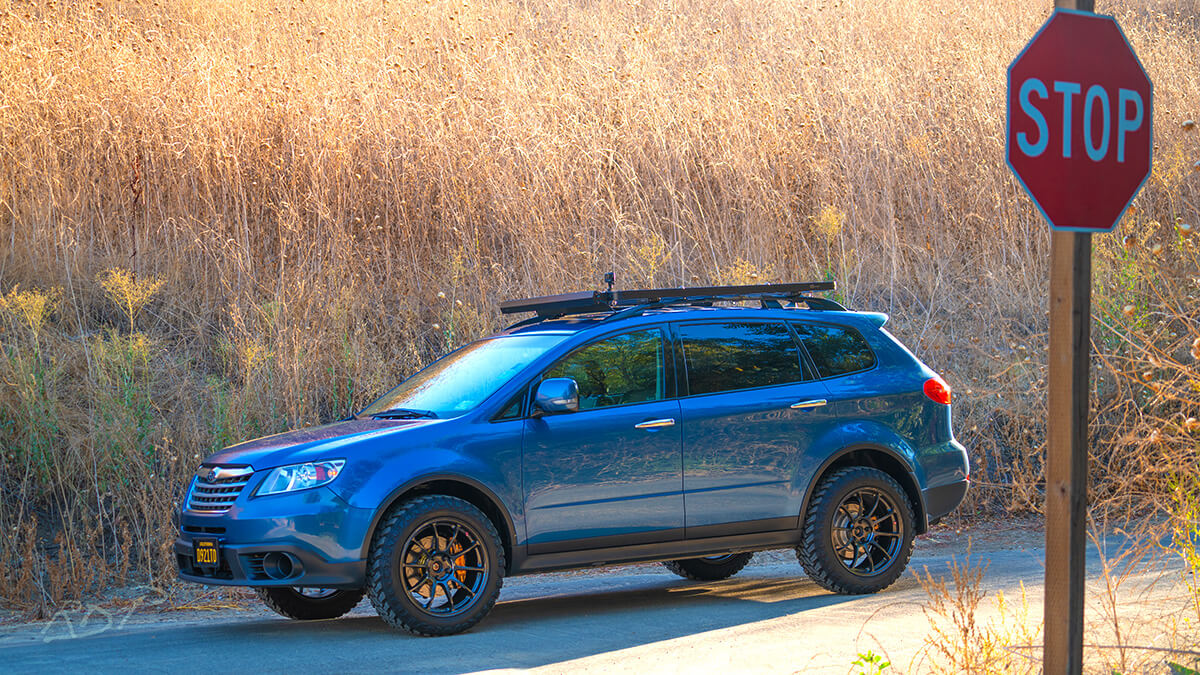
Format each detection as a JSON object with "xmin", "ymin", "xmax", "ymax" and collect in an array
[{"xmin": 923, "ymin": 376, "xmax": 952, "ymax": 405}]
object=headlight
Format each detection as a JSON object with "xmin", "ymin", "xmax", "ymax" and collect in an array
[{"xmin": 256, "ymin": 460, "xmax": 345, "ymax": 496}]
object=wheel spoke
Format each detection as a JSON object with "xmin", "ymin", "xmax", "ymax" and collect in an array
[
  {"xmin": 864, "ymin": 491, "xmax": 882, "ymax": 520},
  {"xmin": 447, "ymin": 523, "xmax": 462, "ymax": 550},
  {"xmin": 455, "ymin": 539, "xmax": 481, "ymax": 559},
  {"xmin": 412, "ymin": 535, "xmax": 433, "ymax": 558},
  {"xmin": 836, "ymin": 504, "xmax": 855, "ymax": 523},
  {"xmin": 448, "ymin": 576, "xmax": 476, "ymax": 598},
  {"xmin": 440, "ymin": 581, "xmax": 455, "ymax": 611},
  {"xmin": 869, "ymin": 540, "xmax": 892, "ymax": 562}
]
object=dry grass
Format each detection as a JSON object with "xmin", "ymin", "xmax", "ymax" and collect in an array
[{"xmin": 0, "ymin": 0, "xmax": 1198, "ymax": 614}]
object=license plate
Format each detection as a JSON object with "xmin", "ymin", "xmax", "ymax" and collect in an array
[{"xmin": 193, "ymin": 538, "xmax": 221, "ymax": 569}]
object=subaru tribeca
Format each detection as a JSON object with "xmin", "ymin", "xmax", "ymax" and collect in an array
[{"xmin": 176, "ymin": 281, "xmax": 969, "ymax": 636}]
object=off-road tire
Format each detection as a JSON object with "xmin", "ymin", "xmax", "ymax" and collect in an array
[
  {"xmin": 796, "ymin": 466, "xmax": 915, "ymax": 594},
  {"xmin": 662, "ymin": 552, "xmax": 754, "ymax": 581},
  {"xmin": 255, "ymin": 587, "xmax": 365, "ymax": 620},
  {"xmin": 366, "ymin": 495, "xmax": 504, "ymax": 636}
]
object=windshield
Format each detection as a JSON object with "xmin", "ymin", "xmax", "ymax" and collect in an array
[{"xmin": 359, "ymin": 334, "xmax": 567, "ymax": 419}]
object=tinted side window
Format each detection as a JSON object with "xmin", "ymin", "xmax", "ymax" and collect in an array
[
  {"xmin": 545, "ymin": 330, "xmax": 665, "ymax": 411},
  {"xmin": 792, "ymin": 323, "xmax": 876, "ymax": 378},
  {"xmin": 679, "ymin": 322, "xmax": 806, "ymax": 396}
]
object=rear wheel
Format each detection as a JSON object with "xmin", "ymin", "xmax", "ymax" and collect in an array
[
  {"xmin": 255, "ymin": 586, "xmax": 364, "ymax": 620},
  {"xmin": 367, "ymin": 495, "xmax": 504, "ymax": 636},
  {"xmin": 662, "ymin": 552, "xmax": 754, "ymax": 581},
  {"xmin": 797, "ymin": 466, "xmax": 915, "ymax": 594}
]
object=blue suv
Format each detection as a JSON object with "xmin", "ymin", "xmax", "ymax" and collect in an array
[{"xmin": 176, "ymin": 282, "xmax": 968, "ymax": 636}]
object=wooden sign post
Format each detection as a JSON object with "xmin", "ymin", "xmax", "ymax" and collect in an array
[
  {"xmin": 1005, "ymin": 1, "xmax": 1153, "ymax": 672},
  {"xmin": 1045, "ymin": 225, "xmax": 1091, "ymax": 674}
]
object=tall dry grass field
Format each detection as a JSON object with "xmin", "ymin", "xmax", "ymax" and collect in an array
[{"xmin": 1, "ymin": 0, "xmax": 1198, "ymax": 614}]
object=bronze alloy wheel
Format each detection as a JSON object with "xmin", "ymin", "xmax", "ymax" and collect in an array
[
  {"xmin": 828, "ymin": 486, "xmax": 904, "ymax": 577},
  {"xmin": 366, "ymin": 494, "xmax": 505, "ymax": 636},
  {"xmin": 399, "ymin": 519, "xmax": 490, "ymax": 618},
  {"xmin": 255, "ymin": 586, "xmax": 365, "ymax": 620},
  {"xmin": 661, "ymin": 551, "xmax": 754, "ymax": 581},
  {"xmin": 796, "ymin": 466, "xmax": 915, "ymax": 595}
]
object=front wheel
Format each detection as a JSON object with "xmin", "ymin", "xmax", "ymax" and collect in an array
[
  {"xmin": 662, "ymin": 552, "xmax": 754, "ymax": 581},
  {"xmin": 796, "ymin": 466, "xmax": 915, "ymax": 594},
  {"xmin": 366, "ymin": 495, "xmax": 504, "ymax": 636},
  {"xmin": 255, "ymin": 586, "xmax": 365, "ymax": 620}
]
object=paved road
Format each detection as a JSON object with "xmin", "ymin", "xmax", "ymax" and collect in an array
[{"xmin": 0, "ymin": 528, "xmax": 1184, "ymax": 674}]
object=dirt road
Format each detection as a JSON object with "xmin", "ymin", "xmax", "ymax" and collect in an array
[{"xmin": 0, "ymin": 522, "xmax": 1187, "ymax": 674}]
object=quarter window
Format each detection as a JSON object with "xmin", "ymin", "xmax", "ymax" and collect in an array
[
  {"xmin": 544, "ymin": 330, "xmax": 665, "ymax": 411},
  {"xmin": 678, "ymin": 322, "xmax": 806, "ymax": 396},
  {"xmin": 792, "ymin": 323, "xmax": 876, "ymax": 377}
]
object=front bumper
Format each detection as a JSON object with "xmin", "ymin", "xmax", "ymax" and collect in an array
[{"xmin": 175, "ymin": 485, "xmax": 373, "ymax": 589}]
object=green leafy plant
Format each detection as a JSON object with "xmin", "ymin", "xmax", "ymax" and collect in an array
[{"xmin": 851, "ymin": 650, "xmax": 890, "ymax": 675}]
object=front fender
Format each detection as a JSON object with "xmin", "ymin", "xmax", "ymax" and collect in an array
[{"xmin": 325, "ymin": 418, "xmax": 525, "ymax": 558}]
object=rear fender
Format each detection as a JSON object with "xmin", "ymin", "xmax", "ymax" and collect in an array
[{"xmin": 797, "ymin": 425, "xmax": 929, "ymax": 534}]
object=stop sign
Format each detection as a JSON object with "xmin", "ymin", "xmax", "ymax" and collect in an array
[{"xmin": 1006, "ymin": 10, "xmax": 1153, "ymax": 232}]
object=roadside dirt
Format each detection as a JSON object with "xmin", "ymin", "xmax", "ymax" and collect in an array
[{"xmin": 0, "ymin": 516, "xmax": 1189, "ymax": 674}]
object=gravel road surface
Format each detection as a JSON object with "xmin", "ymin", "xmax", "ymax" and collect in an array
[{"xmin": 0, "ymin": 522, "xmax": 1185, "ymax": 674}]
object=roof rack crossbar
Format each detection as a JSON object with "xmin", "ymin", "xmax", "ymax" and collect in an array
[{"xmin": 500, "ymin": 281, "xmax": 839, "ymax": 319}]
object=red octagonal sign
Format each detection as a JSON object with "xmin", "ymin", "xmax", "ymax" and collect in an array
[{"xmin": 1007, "ymin": 9, "xmax": 1153, "ymax": 233}]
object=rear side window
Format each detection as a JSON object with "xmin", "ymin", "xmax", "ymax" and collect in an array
[
  {"xmin": 544, "ymin": 329, "xmax": 665, "ymax": 411},
  {"xmin": 678, "ymin": 321, "xmax": 807, "ymax": 396},
  {"xmin": 792, "ymin": 323, "xmax": 876, "ymax": 378}
]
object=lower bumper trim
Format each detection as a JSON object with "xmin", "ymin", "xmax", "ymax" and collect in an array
[
  {"xmin": 923, "ymin": 479, "xmax": 969, "ymax": 522},
  {"xmin": 174, "ymin": 537, "xmax": 366, "ymax": 589}
]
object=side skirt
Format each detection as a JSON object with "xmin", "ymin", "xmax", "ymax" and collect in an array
[{"xmin": 512, "ymin": 528, "xmax": 802, "ymax": 575}]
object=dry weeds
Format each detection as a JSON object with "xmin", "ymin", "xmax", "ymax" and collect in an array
[{"xmin": 0, "ymin": 0, "xmax": 1197, "ymax": 632}]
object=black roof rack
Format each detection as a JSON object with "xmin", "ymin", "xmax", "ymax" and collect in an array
[{"xmin": 500, "ymin": 281, "xmax": 842, "ymax": 321}]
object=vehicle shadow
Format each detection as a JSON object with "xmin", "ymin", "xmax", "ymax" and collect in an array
[{"xmin": 3, "ymin": 567, "xmax": 915, "ymax": 673}]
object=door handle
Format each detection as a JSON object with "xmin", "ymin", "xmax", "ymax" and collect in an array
[
  {"xmin": 790, "ymin": 399, "xmax": 828, "ymax": 409},
  {"xmin": 635, "ymin": 418, "xmax": 676, "ymax": 429}
]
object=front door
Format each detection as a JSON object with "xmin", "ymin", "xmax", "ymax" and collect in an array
[{"xmin": 522, "ymin": 328, "xmax": 684, "ymax": 554}]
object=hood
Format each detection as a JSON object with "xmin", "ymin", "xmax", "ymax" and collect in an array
[{"xmin": 203, "ymin": 418, "xmax": 437, "ymax": 469}]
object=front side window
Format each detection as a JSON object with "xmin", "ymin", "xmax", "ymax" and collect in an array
[
  {"xmin": 544, "ymin": 329, "xmax": 665, "ymax": 411},
  {"xmin": 792, "ymin": 323, "xmax": 877, "ymax": 378},
  {"xmin": 679, "ymin": 321, "xmax": 806, "ymax": 396},
  {"xmin": 360, "ymin": 334, "xmax": 567, "ymax": 418}
]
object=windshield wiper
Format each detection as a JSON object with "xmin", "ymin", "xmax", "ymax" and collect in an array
[{"xmin": 368, "ymin": 408, "xmax": 438, "ymax": 420}]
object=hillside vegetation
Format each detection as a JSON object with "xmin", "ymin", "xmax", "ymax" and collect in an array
[{"xmin": 1, "ymin": 0, "xmax": 1198, "ymax": 612}]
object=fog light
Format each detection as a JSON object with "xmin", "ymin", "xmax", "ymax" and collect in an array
[{"xmin": 262, "ymin": 552, "xmax": 301, "ymax": 580}]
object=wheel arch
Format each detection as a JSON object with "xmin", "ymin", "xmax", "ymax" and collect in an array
[
  {"xmin": 362, "ymin": 474, "xmax": 517, "ymax": 574},
  {"xmin": 800, "ymin": 445, "xmax": 928, "ymax": 535}
]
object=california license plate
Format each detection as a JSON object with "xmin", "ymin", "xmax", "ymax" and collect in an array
[{"xmin": 193, "ymin": 538, "xmax": 221, "ymax": 569}]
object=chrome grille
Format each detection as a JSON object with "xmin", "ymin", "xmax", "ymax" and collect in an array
[{"xmin": 187, "ymin": 465, "xmax": 253, "ymax": 514}]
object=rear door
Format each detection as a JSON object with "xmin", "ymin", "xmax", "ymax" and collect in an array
[
  {"xmin": 522, "ymin": 327, "xmax": 684, "ymax": 554},
  {"xmin": 675, "ymin": 320, "xmax": 835, "ymax": 537}
]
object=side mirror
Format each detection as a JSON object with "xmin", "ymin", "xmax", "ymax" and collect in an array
[{"xmin": 533, "ymin": 378, "xmax": 579, "ymax": 416}]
